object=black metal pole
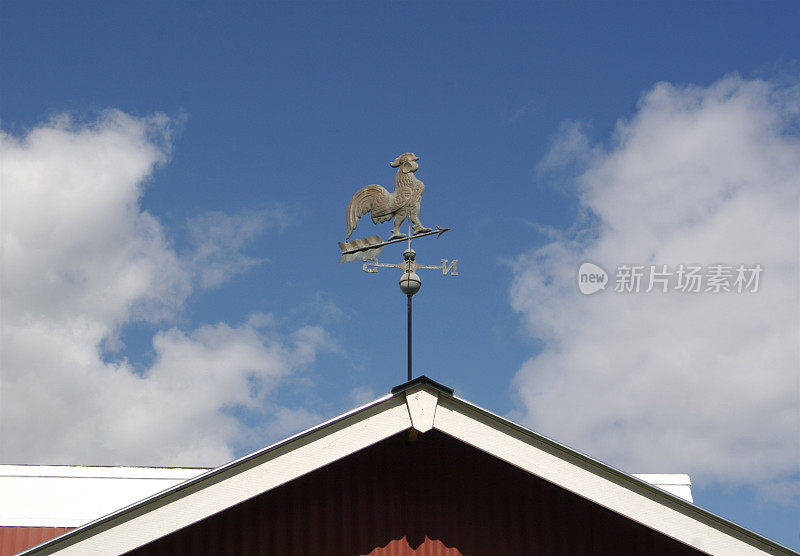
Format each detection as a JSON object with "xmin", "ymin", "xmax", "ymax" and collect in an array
[{"xmin": 407, "ymin": 293, "xmax": 412, "ymax": 381}]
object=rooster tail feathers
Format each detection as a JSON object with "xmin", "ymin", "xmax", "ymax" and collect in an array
[{"xmin": 346, "ymin": 184, "xmax": 391, "ymax": 239}]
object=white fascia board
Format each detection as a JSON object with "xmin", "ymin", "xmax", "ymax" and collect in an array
[
  {"xmin": 433, "ymin": 394, "xmax": 794, "ymax": 556},
  {"xmin": 27, "ymin": 394, "xmax": 410, "ymax": 555}
]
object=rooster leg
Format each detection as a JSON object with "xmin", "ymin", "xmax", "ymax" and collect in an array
[
  {"xmin": 410, "ymin": 208, "xmax": 432, "ymax": 235},
  {"xmin": 388, "ymin": 212, "xmax": 407, "ymax": 241}
]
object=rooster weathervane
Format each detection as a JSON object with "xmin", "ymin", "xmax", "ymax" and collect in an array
[{"xmin": 338, "ymin": 152, "xmax": 458, "ymax": 382}]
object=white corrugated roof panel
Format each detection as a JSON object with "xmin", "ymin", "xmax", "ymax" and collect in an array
[{"xmin": 0, "ymin": 465, "xmax": 209, "ymax": 527}]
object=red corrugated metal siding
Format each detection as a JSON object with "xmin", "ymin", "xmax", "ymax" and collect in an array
[
  {"xmin": 126, "ymin": 430, "xmax": 703, "ymax": 555},
  {"xmin": 0, "ymin": 527, "xmax": 72, "ymax": 556}
]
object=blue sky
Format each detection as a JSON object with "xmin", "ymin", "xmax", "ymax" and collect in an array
[{"xmin": 2, "ymin": 2, "xmax": 798, "ymax": 550}]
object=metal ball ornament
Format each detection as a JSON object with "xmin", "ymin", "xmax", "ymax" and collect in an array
[{"xmin": 399, "ymin": 271, "xmax": 421, "ymax": 296}]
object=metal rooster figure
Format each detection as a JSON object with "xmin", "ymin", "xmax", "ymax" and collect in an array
[
  {"xmin": 346, "ymin": 152, "xmax": 431, "ymax": 242},
  {"xmin": 338, "ymin": 152, "xmax": 458, "ymax": 381}
]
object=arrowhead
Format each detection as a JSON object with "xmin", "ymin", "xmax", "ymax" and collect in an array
[{"xmin": 435, "ymin": 225, "xmax": 451, "ymax": 238}]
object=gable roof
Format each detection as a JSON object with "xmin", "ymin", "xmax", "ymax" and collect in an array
[{"xmin": 22, "ymin": 376, "xmax": 797, "ymax": 556}]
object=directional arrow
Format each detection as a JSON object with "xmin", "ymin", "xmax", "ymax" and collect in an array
[{"xmin": 338, "ymin": 226, "xmax": 450, "ymax": 262}]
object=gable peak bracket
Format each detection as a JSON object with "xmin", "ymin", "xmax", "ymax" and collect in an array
[
  {"xmin": 392, "ymin": 375, "xmax": 453, "ymax": 434},
  {"xmin": 403, "ymin": 386, "xmax": 440, "ymax": 433}
]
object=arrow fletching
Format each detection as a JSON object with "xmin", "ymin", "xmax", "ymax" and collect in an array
[{"xmin": 338, "ymin": 235, "xmax": 384, "ymax": 263}]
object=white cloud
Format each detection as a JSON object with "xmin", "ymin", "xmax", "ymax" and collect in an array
[
  {"xmin": 504, "ymin": 98, "xmax": 538, "ymax": 123},
  {"xmin": 536, "ymin": 120, "xmax": 599, "ymax": 177},
  {"xmin": 0, "ymin": 112, "xmax": 329, "ymax": 466},
  {"xmin": 1, "ymin": 111, "xmax": 189, "ymax": 327},
  {"xmin": 264, "ymin": 405, "xmax": 325, "ymax": 441},
  {"xmin": 186, "ymin": 208, "xmax": 288, "ymax": 289},
  {"xmin": 511, "ymin": 76, "xmax": 800, "ymax": 496},
  {"xmin": 348, "ymin": 386, "xmax": 378, "ymax": 407}
]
